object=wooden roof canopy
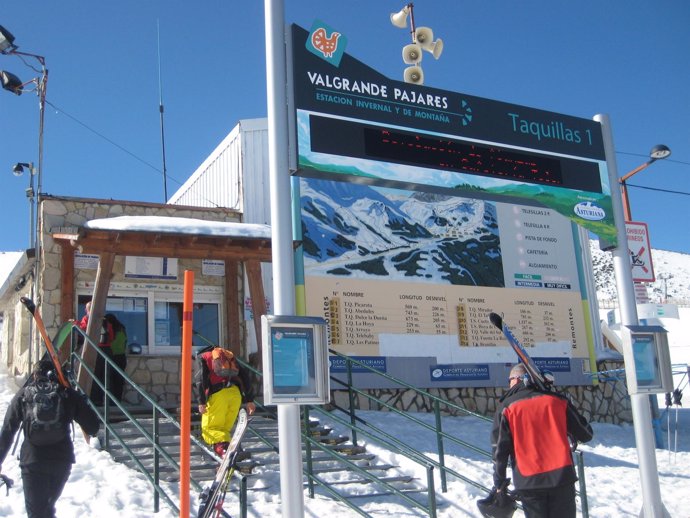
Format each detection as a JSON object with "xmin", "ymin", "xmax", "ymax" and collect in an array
[
  {"xmin": 51, "ymin": 216, "xmax": 275, "ymax": 394},
  {"xmin": 51, "ymin": 216, "xmax": 273, "ymax": 262}
]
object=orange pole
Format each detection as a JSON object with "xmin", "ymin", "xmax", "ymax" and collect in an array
[{"xmin": 179, "ymin": 270, "xmax": 194, "ymax": 518}]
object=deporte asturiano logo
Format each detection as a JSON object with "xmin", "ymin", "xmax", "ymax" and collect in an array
[
  {"xmin": 573, "ymin": 201, "xmax": 606, "ymax": 221},
  {"xmin": 306, "ymin": 20, "xmax": 347, "ymax": 66}
]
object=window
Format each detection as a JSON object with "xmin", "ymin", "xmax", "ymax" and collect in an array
[
  {"xmin": 78, "ymin": 295, "xmax": 148, "ymax": 348},
  {"xmin": 77, "ymin": 287, "xmax": 222, "ymax": 355},
  {"xmin": 154, "ymin": 301, "xmax": 219, "ymax": 349}
]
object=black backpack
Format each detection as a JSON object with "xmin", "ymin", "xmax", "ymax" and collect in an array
[{"xmin": 22, "ymin": 374, "xmax": 71, "ymax": 446}]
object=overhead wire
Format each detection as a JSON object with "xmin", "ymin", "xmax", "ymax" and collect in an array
[
  {"xmin": 44, "ymin": 100, "xmax": 226, "ymax": 208},
  {"xmin": 41, "ymin": 100, "xmax": 690, "ymax": 205}
]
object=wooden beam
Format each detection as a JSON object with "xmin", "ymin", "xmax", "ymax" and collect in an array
[
  {"xmin": 245, "ymin": 260, "xmax": 267, "ymax": 367},
  {"xmin": 77, "ymin": 252, "xmax": 115, "ymax": 395},
  {"xmin": 53, "ymin": 235, "xmax": 272, "ymax": 263},
  {"xmin": 60, "ymin": 244, "xmax": 75, "ymax": 323},
  {"xmin": 225, "ymin": 260, "xmax": 240, "ymax": 357}
]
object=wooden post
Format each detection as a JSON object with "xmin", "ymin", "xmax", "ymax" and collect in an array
[
  {"xmin": 77, "ymin": 252, "xmax": 115, "ymax": 394},
  {"xmin": 245, "ymin": 260, "xmax": 267, "ymax": 366},
  {"xmin": 224, "ymin": 260, "xmax": 240, "ymax": 355}
]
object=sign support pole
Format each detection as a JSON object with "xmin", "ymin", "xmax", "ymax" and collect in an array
[
  {"xmin": 594, "ymin": 113, "xmax": 669, "ymax": 517},
  {"xmin": 265, "ymin": 1, "xmax": 305, "ymax": 517}
]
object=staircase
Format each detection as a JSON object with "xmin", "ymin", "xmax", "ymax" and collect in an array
[{"xmin": 104, "ymin": 408, "xmax": 433, "ymax": 516}]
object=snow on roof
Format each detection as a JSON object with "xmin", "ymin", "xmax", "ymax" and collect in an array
[
  {"xmin": 84, "ymin": 216, "xmax": 271, "ymax": 240},
  {"xmin": 0, "ymin": 251, "xmax": 24, "ymax": 287}
]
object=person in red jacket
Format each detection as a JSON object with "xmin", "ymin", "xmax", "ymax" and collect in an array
[
  {"xmin": 194, "ymin": 347, "xmax": 255, "ymax": 457},
  {"xmin": 487, "ymin": 363, "xmax": 593, "ymax": 518}
]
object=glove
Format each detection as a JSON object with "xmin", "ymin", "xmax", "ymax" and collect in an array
[{"xmin": 0, "ymin": 473, "xmax": 14, "ymax": 496}]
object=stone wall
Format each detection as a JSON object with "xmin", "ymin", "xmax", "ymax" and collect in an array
[
  {"xmin": 331, "ymin": 359, "xmax": 632, "ymax": 424},
  {"xmin": 1, "ymin": 195, "xmax": 245, "ymax": 381},
  {"xmin": 122, "ymin": 354, "xmax": 631, "ymax": 425}
]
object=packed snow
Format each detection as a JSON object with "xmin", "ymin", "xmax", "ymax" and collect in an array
[
  {"xmin": 1, "ymin": 243, "xmax": 689, "ymax": 516},
  {"xmin": 1, "ymin": 342, "xmax": 689, "ymax": 518}
]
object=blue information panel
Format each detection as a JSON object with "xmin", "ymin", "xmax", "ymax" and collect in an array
[
  {"xmin": 271, "ymin": 326, "xmax": 316, "ymax": 395},
  {"xmin": 261, "ymin": 315, "xmax": 330, "ymax": 404}
]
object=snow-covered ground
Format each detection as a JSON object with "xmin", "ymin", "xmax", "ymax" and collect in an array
[
  {"xmin": 1, "ymin": 363, "xmax": 689, "ymax": 517},
  {"xmin": 1, "ymin": 245, "xmax": 689, "ymax": 517}
]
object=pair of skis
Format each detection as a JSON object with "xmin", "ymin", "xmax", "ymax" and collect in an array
[
  {"xmin": 489, "ymin": 312, "xmax": 551, "ymax": 392},
  {"xmin": 196, "ymin": 408, "xmax": 251, "ymax": 518}
]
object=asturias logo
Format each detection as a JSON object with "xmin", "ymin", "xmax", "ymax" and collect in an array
[
  {"xmin": 306, "ymin": 20, "xmax": 347, "ymax": 67},
  {"xmin": 573, "ymin": 201, "xmax": 606, "ymax": 221}
]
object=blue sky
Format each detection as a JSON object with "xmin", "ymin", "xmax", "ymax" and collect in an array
[{"xmin": 1, "ymin": 1, "xmax": 689, "ymax": 254}]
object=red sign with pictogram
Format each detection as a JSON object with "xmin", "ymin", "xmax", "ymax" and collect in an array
[{"xmin": 626, "ymin": 221, "xmax": 655, "ymax": 283}]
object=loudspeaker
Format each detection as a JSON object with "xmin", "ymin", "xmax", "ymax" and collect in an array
[
  {"xmin": 414, "ymin": 27, "xmax": 434, "ymax": 48},
  {"xmin": 402, "ymin": 43, "xmax": 423, "ymax": 65},
  {"xmin": 403, "ymin": 65, "xmax": 424, "ymax": 85},
  {"xmin": 415, "ymin": 27, "xmax": 444, "ymax": 59},
  {"xmin": 429, "ymin": 38, "xmax": 444, "ymax": 59},
  {"xmin": 390, "ymin": 6, "xmax": 410, "ymax": 28}
]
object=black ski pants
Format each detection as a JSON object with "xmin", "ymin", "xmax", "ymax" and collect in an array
[
  {"xmin": 21, "ymin": 461, "xmax": 72, "ymax": 518},
  {"xmin": 518, "ymin": 483, "xmax": 576, "ymax": 518}
]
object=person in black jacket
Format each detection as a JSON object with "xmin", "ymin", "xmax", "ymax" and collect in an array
[
  {"xmin": 489, "ymin": 363, "xmax": 593, "ymax": 518},
  {"xmin": 0, "ymin": 360, "xmax": 100, "ymax": 518}
]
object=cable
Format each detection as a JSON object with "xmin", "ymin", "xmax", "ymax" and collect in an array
[
  {"xmin": 617, "ymin": 151, "xmax": 690, "ymax": 168},
  {"xmin": 45, "ymin": 99, "xmax": 226, "ymax": 209},
  {"xmin": 46, "ymin": 100, "xmax": 167, "ymax": 176},
  {"xmin": 626, "ymin": 183, "xmax": 690, "ymax": 196}
]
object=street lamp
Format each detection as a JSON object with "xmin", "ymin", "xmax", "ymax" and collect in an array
[
  {"xmin": 619, "ymin": 144, "xmax": 672, "ymax": 221},
  {"xmin": 2, "ymin": 24, "xmax": 48, "ymax": 373},
  {"xmin": 12, "ymin": 162, "xmax": 37, "ymax": 249}
]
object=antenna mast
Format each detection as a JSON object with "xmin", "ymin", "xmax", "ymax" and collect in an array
[{"xmin": 157, "ymin": 20, "xmax": 169, "ymax": 201}]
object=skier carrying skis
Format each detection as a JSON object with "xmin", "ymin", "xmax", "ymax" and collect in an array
[
  {"xmin": 0, "ymin": 360, "xmax": 100, "ymax": 518},
  {"xmin": 485, "ymin": 363, "xmax": 593, "ymax": 518},
  {"xmin": 194, "ymin": 347, "xmax": 255, "ymax": 456}
]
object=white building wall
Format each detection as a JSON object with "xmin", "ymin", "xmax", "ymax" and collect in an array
[{"xmin": 169, "ymin": 118, "xmax": 272, "ymax": 354}]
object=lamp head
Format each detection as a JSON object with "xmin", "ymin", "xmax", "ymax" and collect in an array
[
  {"xmin": 12, "ymin": 162, "xmax": 32, "ymax": 177},
  {"xmin": 649, "ymin": 144, "xmax": 671, "ymax": 160},
  {"xmin": 1, "ymin": 70, "xmax": 23, "ymax": 95},
  {"xmin": 0, "ymin": 25, "xmax": 17, "ymax": 54}
]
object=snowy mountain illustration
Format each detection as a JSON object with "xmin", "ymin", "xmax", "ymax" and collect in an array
[{"xmin": 299, "ymin": 178, "xmax": 505, "ymax": 286}]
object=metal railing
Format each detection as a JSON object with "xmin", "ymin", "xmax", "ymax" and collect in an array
[
  {"xmin": 68, "ymin": 328, "xmax": 590, "ymax": 517},
  {"xmin": 70, "ymin": 327, "xmax": 249, "ymax": 516},
  {"xmin": 324, "ymin": 350, "xmax": 590, "ymax": 518}
]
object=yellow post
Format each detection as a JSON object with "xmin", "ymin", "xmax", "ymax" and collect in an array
[{"xmin": 180, "ymin": 270, "xmax": 194, "ymax": 518}]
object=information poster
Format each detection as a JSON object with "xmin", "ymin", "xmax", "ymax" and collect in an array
[
  {"xmin": 270, "ymin": 327, "xmax": 316, "ymax": 394},
  {"xmin": 291, "ymin": 23, "xmax": 600, "ymax": 387}
]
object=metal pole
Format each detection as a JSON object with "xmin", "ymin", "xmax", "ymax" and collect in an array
[
  {"xmin": 594, "ymin": 113, "xmax": 670, "ymax": 518},
  {"xmin": 264, "ymin": 1, "xmax": 305, "ymax": 517}
]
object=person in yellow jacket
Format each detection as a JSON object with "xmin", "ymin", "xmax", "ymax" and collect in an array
[{"xmin": 194, "ymin": 347, "xmax": 255, "ymax": 456}]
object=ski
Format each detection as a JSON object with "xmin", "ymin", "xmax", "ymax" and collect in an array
[
  {"xmin": 20, "ymin": 297, "xmax": 70, "ymax": 388},
  {"xmin": 489, "ymin": 312, "xmax": 550, "ymax": 392},
  {"xmin": 20, "ymin": 297, "xmax": 91, "ymax": 441},
  {"xmin": 21, "ymin": 320, "xmax": 77, "ymax": 388},
  {"xmin": 197, "ymin": 408, "xmax": 250, "ymax": 518}
]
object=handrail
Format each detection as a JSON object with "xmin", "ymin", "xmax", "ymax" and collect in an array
[
  {"xmin": 67, "ymin": 328, "xmax": 589, "ymax": 516},
  {"xmin": 70, "ymin": 327, "xmax": 227, "ymax": 515},
  {"xmin": 324, "ymin": 350, "xmax": 589, "ymax": 514}
]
